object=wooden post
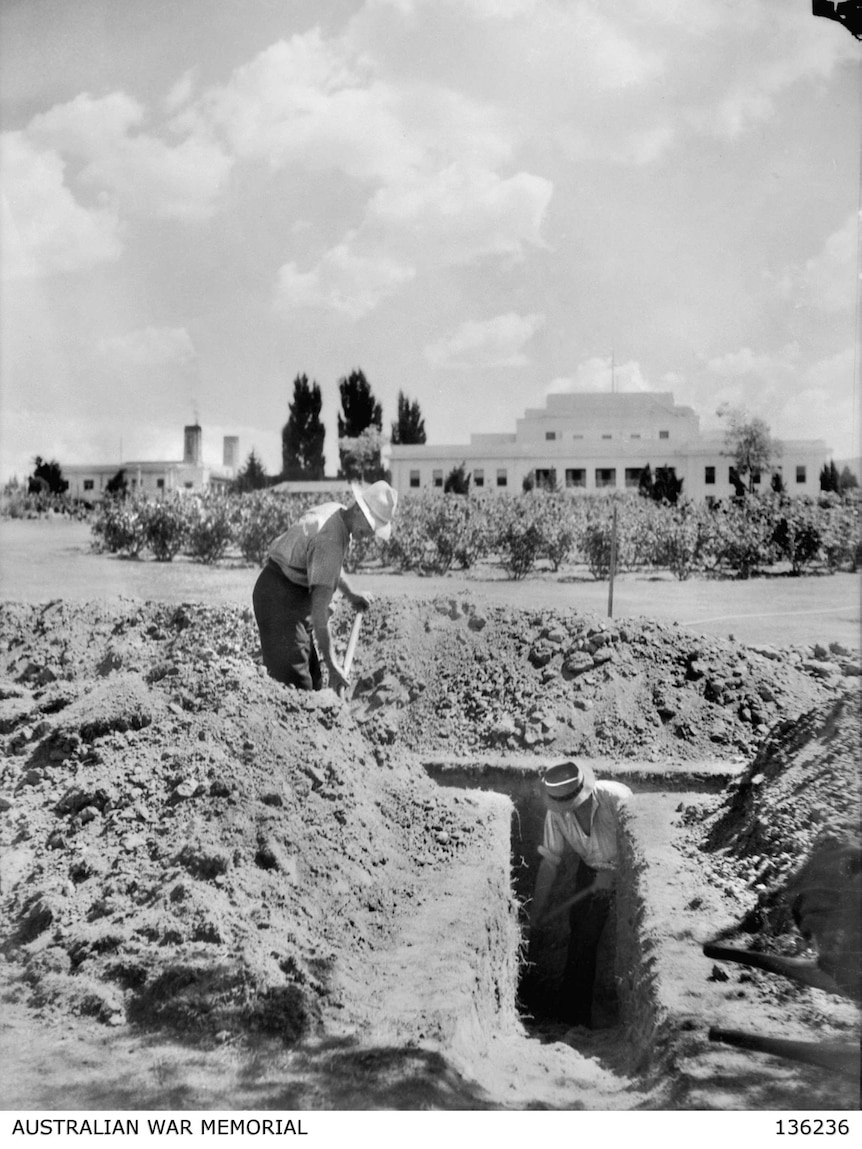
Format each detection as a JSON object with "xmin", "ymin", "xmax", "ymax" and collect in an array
[{"xmin": 607, "ymin": 504, "xmax": 618, "ymax": 618}]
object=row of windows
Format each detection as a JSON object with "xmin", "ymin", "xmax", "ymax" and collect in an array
[
  {"xmin": 544, "ymin": 430, "xmax": 670, "ymax": 441},
  {"xmin": 705, "ymin": 466, "xmax": 806, "ymax": 485},
  {"xmin": 409, "ymin": 468, "xmax": 509, "ymax": 489},
  {"xmin": 408, "ymin": 464, "xmax": 808, "ymax": 489},
  {"xmin": 81, "ymin": 477, "xmax": 193, "ymax": 492}
]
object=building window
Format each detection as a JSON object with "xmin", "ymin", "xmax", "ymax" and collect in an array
[
  {"xmin": 156, "ymin": 478, "xmax": 165, "ymax": 490},
  {"xmin": 595, "ymin": 468, "xmax": 616, "ymax": 489},
  {"xmin": 432, "ymin": 469, "xmax": 443, "ymax": 488},
  {"xmin": 409, "ymin": 470, "xmax": 420, "ymax": 489},
  {"xmin": 473, "ymin": 468, "xmax": 484, "ymax": 488},
  {"xmin": 705, "ymin": 466, "xmax": 715, "ymax": 485},
  {"xmin": 565, "ymin": 468, "xmax": 586, "ymax": 488},
  {"xmin": 184, "ymin": 482, "xmax": 194, "ymax": 490},
  {"xmin": 545, "ymin": 431, "xmax": 556, "ymax": 441},
  {"xmin": 659, "ymin": 430, "xmax": 669, "ymax": 439},
  {"xmin": 624, "ymin": 468, "xmax": 642, "ymax": 489},
  {"xmin": 496, "ymin": 469, "xmax": 507, "ymax": 487},
  {"xmin": 752, "ymin": 470, "xmax": 761, "ymax": 485},
  {"xmin": 630, "ymin": 434, "xmax": 641, "ymax": 440},
  {"xmin": 796, "ymin": 465, "xmax": 806, "ymax": 484},
  {"xmin": 572, "ymin": 434, "xmax": 584, "ymax": 440},
  {"xmin": 601, "ymin": 434, "xmax": 612, "ymax": 440},
  {"xmin": 83, "ymin": 479, "xmax": 94, "ymax": 491}
]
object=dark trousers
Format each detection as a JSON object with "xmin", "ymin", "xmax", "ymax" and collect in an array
[
  {"xmin": 561, "ymin": 862, "xmax": 612, "ymax": 1027},
  {"xmin": 252, "ymin": 562, "xmax": 322, "ymax": 691}
]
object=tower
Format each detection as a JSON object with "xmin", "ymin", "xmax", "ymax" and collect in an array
[
  {"xmin": 223, "ymin": 436, "xmax": 239, "ymax": 470},
  {"xmin": 183, "ymin": 424, "xmax": 202, "ymax": 465}
]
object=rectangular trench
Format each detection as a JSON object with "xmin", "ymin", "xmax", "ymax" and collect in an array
[{"xmin": 423, "ymin": 755, "xmax": 743, "ymax": 1084}]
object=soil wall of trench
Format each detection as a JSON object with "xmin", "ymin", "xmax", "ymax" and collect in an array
[{"xmin": 0, "ymin": 594, "xmax": 859, "ymax": 1109}]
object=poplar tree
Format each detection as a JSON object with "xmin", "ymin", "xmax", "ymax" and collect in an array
[
  {"xmin": 337, "ymin": 369, "xmax": 384, "ymax": 480},
  {"xmin": 281, "ymin": 375, "xmax": 326, "ymax": 480},
  {"xmin": 390, "ymin": 391, "xmax": 427, "ymax": 445}
]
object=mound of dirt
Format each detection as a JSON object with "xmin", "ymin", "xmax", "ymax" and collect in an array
[
  {"xmin": 340, "ymin": 594, "xmax": 847, "ymax": 761},
  {"xmin": 700, "ymin": 689, "xmax": 861, "ymax": 976},
  {"xmin": 0, "ymin": 599, "xmax": 512, "ymax": 1043}
]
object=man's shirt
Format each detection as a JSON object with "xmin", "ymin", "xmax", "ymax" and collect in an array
[
  {"xmin": 538, "ymin": 780, "xmax": 632, "ymax": 872},
  {"xmin": 267, "ymin": 503, "xmax": 349, "ymax": 590}
]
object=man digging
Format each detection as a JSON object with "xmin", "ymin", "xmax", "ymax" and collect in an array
[
  {"xmin": 528, "ymin": 760, "xmax": 632, "ymax": 1029},
  {"xmin": 252, "ymin": 480, "xmax": 398, "ymax": 693}
]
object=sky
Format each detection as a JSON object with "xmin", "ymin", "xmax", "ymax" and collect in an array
[{"xmin": 1, "ymin": 0, "xmax": 860, "ymax": 482}]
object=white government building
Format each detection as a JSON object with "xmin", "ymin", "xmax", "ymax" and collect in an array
[
  {"xmin": 63, "ymin": 425, "xmax": 239, "ymax": 503},
  {"xmin": 388, "ymin": 391, "xmax": 829, "ymax": 501}
]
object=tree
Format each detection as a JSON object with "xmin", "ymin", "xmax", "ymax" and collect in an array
[
  {"xmin": 638, "ymin": 464, "xmax": 654, "ymax": 499},
  {"xmin": 717, "ymin": 405, "xmax": 782, "ymax": 494},
  {"xmin": 338, "ymin": 427, "xmax": 389, "ymax": 483},
  {"xmin": 390, "ymin": 391, "xmax": 426, "ymax": 445},
  {"xmin": 444, "ymin": 463, "xmax": 471, "ymax": 494},
  {"xmin": 337, "ymin": 369, "xmax": 384, "ymax": 479},
  {"xmin": 839, "ymin": 465, "xmax": 859, "ymax": 493},
  {"xmin": 105, "ymin": 469, "xmax": 128, "ymax": 498},
  {"xmin": 653, "ymin": 465, "xmax": 683, "ymax": 505},
  {"xmin": 820, "ymin": 460, "xmax": 840, "ymax": 492},
  {"xmin": 28, "ymin": 457, "xmax": 68, "ymax": 495},
  {"xmin": 638, "ymin": 463, "xmax": 682, "ymax": 504},
  {"xmin": 281, "ymin": 375, "xmax": 326, "ymax": 480},
  {"xmin": 233, "ymin": 449, "xmax": 269, "ymax": 493}
]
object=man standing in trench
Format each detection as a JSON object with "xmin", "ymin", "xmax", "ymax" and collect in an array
[
  {"xmin": 529, "ymin": 760, "xmax": 632, "ymax": 1028},
  {"xmin": 252, "ymin": 480, "xmax": 398, "ymax": 693}
]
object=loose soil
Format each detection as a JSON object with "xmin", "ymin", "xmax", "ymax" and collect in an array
[{"xmin": 0, "ymin": 524, "xmax": 860, "ymax": 1111}]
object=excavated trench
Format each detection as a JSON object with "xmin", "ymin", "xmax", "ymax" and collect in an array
[{"xmin": 422, "ymin": 756, "xmax": 746, "ymax": 1093}]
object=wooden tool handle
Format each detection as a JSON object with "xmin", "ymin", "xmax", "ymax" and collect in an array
[{"xmin": 343, "ymin": 613, "xmax": 363, "ymax": 678}]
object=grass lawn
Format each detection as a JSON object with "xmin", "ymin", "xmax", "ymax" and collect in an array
[{"xmin": 1, "ymin": 516, "xmax": 859, "ymax": 650}]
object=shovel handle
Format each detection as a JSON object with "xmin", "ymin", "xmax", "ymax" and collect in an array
[
  {"xmin": 343, "ymin": 612, "xmax": 363, "ymax": 678},
  {"xmin": 703, "ymin": 943, "xmax": 842, "ymax": 996}
]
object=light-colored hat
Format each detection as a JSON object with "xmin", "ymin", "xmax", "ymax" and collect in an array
[
  {"xmin": 351, "ymin": 481, "xmax": 398, "ymax": 541},
  {"xmin": 542, "ymin": 760, "xmax": 595, "ymax": 808}
]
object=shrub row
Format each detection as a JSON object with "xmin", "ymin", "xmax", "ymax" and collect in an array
[{"xmin": 89, "ymin": 488, "xmax": 860, "ymax": 579}]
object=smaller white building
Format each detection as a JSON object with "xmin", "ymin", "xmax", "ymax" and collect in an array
[
  {"xmin": 63, "ymin": 425, "xmax": 238, "ymax": 503},
  {"xmin": 388, "ymin": 391, "xmax": 829, "ymax": 501}
]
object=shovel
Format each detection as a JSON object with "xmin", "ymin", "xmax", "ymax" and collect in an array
[{"xmin": 338, "ymin": 612, "xmax": 363, "ymax": 699}]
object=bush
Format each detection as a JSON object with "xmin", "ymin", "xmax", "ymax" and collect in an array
[
  {"xmin": 233, "ymin": 492, "xmax": 289, "ymax": 566},
  {"xmin": 91, "ymin": 497, "xmax": 147, "ymax": 557},
  {"xmin": 186, "ymin": 497, "xmax": 234, "ymax": 564},
  {"xmin": 499, "ymin": 513, "xmax": 544, "ymax": 580},
  {"xmin": 771, "ymin": 499, "xmax": 822, "ymax": 575},
  {"xmin": 143, "ymin": 497, "xmax": 191, "ymax": 562}
]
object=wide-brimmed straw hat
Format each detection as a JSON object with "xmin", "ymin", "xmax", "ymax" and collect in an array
[
  {"xmin": 542, "ymin": 760, "xmax": 596, "ymax": 808},
  {"xmin": 351, "ymin": 481, "xmax": 398, "ymax": 541}
]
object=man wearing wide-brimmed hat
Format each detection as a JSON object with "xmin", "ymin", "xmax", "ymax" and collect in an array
[
  {"xmin": 252, "ymin": 481, "xmax": 398, "ymax": 692},
  {"xmin": 529, "ymin": 760, "xmax": 632, "ymax": 1028}
]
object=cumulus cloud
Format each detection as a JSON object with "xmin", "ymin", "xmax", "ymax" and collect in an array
[
  {"xmin": 274, "ymin": 243, "xmax": 415, "ymax": 319},
  {"xmin": 0, "ymin": 131, "xmax": 123, "ymax": 279},
  {"xmin": 704, "ymin": 344, "xmax": 801, "ymax": 380},
  {"xmin": 23, "ymin": 91, "xmax": 232, "ymax": 224},
  {"xmin": 776, "ymin": 214, "xmax": 859, "ymax": 313},
  {"xmin": 425, "ymin": 312, "xmax": 544, "ymax": 369},
  {"xmin": 546, "ymin": 357, "xmax": 653, "ymax": 395},
  {"xmin": 96, "ymin": 326, "xmax": 197, "ymax": 367},
  {"xmin": 368, "ymin": 165, "xmax": 552, "ymax": 262},
  {"xmin": 183, "ymin": 33, "xmax": 423, "ymax": 184}
]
